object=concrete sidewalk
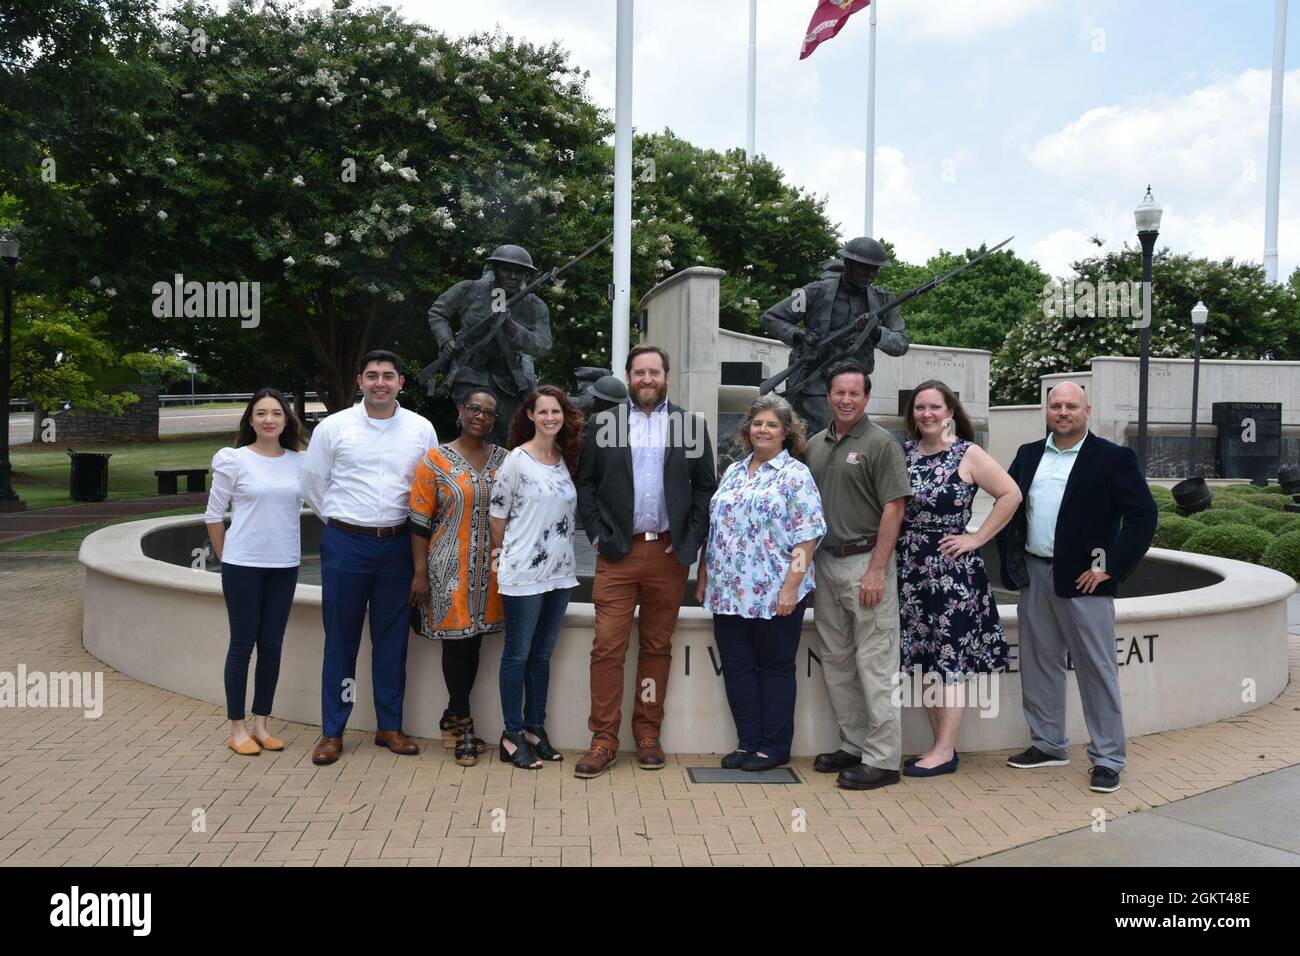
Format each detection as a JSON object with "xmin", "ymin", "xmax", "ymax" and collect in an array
[{"xmin": 965, "ymin": 764, "xmax": 1300, "ymax": 866}]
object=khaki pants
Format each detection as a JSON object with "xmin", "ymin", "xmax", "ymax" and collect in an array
[{"xmin": 812, "ymin": 551, "xmax": 901, "ymax": 770}]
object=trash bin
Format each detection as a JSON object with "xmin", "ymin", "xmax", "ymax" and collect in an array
[{"xmin": 68, "ymin": 450, "xmax": 112, "ymax": 502}]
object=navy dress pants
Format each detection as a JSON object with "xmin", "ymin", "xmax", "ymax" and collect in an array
[{"xmin": 319, "ymin": 524, "xmax": 414, "ymax": 738}]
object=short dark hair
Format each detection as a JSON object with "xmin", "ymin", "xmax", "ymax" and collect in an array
[
  {"xmin": 357, "ymin": 349, "xmax": 402, "ymax": 376},
  {"xmin": 826, "ymin": 360, "xmax": 871, "ymax": 393},
  {"xmin": 626, "ymin": 343, "xmax": 670, "ymax": 374}
]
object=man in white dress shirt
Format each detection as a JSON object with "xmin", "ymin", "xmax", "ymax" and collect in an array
[{"xmin": 301, "ymin": 350, "xmax": 438, "ymax": 765}]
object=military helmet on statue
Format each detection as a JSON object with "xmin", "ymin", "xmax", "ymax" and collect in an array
[
  {"xmin": 838, "ymin": 236, "xmax": 890, "ymax": 267},
  {"xmin": 485, "ymin": 244, "xmax": 538, "ymax": 271}
]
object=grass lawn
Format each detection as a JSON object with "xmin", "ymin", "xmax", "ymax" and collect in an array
[
  {"xmin": 8, "ymin": 433, "xmax": 228, "ymax": 510},
  {"xmin": 0, "ymin": 506, "xmax": 204, "ymax": 553}
]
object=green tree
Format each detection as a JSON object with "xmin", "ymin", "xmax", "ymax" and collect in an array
[{"xmin": 991, "ymin": 245, "xmax": 1299, "ymax": 405}]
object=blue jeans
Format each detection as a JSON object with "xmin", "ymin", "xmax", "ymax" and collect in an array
[
  {"xmin": 221, "ymin": 562, "xmax": 299, "ymax": 721},
  {"xmin": 499, "ymin": 588, "xmax": 572, "ymax": 734}
]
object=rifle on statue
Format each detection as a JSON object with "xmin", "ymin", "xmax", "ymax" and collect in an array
[
  {"xmin": 418, "ymin": 229, "xmax": 615, "ymax": 395},
  {"xmin": 760, "ymin": 235, "xmax": 1014, "ymax": 397}
]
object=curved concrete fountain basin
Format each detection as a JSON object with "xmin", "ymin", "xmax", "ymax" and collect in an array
[{"xmin": 80, "ymin": 515, "xmax": 1294, "ymax": 755}]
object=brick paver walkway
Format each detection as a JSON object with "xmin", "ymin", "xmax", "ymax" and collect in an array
[
  {"xmin": 1, "ymin": 554, "xmax": 1297, "ymax": 867},
  {"xmin": 0, "ymin": 494, "xmax": 207, "ymax": 546}
]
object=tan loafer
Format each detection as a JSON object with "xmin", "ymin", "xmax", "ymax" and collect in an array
[
  {"xmin": 311, "ymin": 735, "xmax": 343, "ymax": 765},
  {"xmin": 374, "ymin": 729, "xmax": 420, "ymax": 756},
  {"xmin": 228, "ymin": 736, "xmax": 261, "ymax": 756},
  {"xmin": 250, "ymin": 732, "xmax": 284, "ymax": 751}
]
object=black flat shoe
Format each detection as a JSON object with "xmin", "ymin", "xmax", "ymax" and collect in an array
[
  {"xmin": 720, "ymin": 750, "xmax": 748, "ymax": 770},
  {"xmin": 903, "ymin": 753, "xmax": 959, "ymax": 777},
  {"xmin": 499, "ymin": 731, "xmax": 542, "ymax": 770},
  {"xmin": 524, "ymin": 726, "xmax": 563, "ymax": 761},
  {"xmin": 740, "ymin": 753, "xmax": 788, "ymax": 772}
]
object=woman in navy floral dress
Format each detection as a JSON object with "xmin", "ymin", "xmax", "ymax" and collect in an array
[{"xmin": 897, "ymin": 381, "xmax": 1022, "ymax": 777}]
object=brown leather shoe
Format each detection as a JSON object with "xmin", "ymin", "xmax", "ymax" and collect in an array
[
  {"xmin": 374, "ymin": 729, "xmax": 420, "ymax": 756},
  {"xmin": 574, "ymin": 744, "xmax": 617, "ymax": 779},
  {"xmin": 636, "ymin": 736, "xmax": 666, "ymax": 770},
  {"xmin": 311, "ymin": 735, "xmax": 343, "ymax": 765}
]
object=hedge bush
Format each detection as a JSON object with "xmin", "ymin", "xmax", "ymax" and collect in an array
[
  {"xmin": 1181, "ymin": 525, "xmax": 1276, "ymax": 563},
  {"xmin": 1148, "ymin": 484, "xmax": 1174, "ymax": 504},
  {"xmin": 1190, "ymin": 509, "xmax": 1257, "ymax": 528},
  {"xmin": 1257, "ymin": 511, "xmax": 1300, "ymax": 536},
  {"xmin": 1220, "ymin": 484, "xmax": 1264, "ymax": 496},
  {"xmin": 1152, "ymin": 514, "xmax": 1201, "ymax": 550},
  {"xmin": 1260, "ymin": 531, "xmax": 1300, "ymax": 580},
  {"xmin": 1246, "ymin": 493, "xmax": 1286, "ymax": 511}
]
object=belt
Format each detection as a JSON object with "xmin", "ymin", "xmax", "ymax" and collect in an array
[
  {"xmin": 823, "ymin": 536, "xmax": 877, "ymax": 558},
  {"xmin": 328, "ymin": 518, "xmax": 407, "ymax": 538},
  {"xmin": 1027, "ymin": 552, "xmax": 1053, "ymax": 564},
  {"xmin": 633, "ymin": 530, "xmax": 671, "ymax": 542}
]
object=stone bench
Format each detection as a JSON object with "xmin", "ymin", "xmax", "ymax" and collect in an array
[{"xmin": 155, "ymin": 468, "xmax": 208, "ymax": 495}]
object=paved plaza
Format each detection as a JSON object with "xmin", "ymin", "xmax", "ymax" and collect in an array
[{"xmin": 1, "ymin": 553, "xmax": 1298, "ymax": 867}]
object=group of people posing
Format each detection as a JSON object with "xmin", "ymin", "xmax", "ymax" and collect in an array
[{"xmin": 206, "ymin": 344, "xmax": 1156, "ymax": 794}]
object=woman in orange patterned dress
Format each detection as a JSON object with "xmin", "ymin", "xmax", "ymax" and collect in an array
[{"xmin": 408, "ymin": 389, "xmax": 506, "ymax": 766}]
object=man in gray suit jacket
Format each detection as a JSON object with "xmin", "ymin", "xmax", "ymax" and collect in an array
[{"xmin": 574, "ymin": 344, "xmax": 717, "ymax": 778}]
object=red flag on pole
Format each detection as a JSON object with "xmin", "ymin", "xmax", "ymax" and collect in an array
[{"xmin": 799, "ymin": 0, "xmax": 871, "ymax": 60}]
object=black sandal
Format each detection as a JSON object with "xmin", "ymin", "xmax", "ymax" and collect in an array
[
  {"xmin": 499, "ymin": 731, "xmax": 542, "ymax": 770},
  {"xmin": 524, "ymin": 725, "xmax": 563, "ymax": 761},
  {"xmin": 455, "ymin": 724, "xmax": 479, "ymax": 766},
  {"xmin": 441, "ymin": 709, "xmax": 487, "ymax": 754}
]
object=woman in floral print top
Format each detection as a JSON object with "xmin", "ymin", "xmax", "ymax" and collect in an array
[{"xmin": 696, "ymin": 395, "xmax": 826, "ymax": 772}]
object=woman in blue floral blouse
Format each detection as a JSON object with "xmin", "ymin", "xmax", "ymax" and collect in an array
[
  {"xmin": 897, "ymin": 380, "xmax": 1021, "ymax": 777},
  {"xmin": 696, "ymin": 395, "xmax": 826, "ymax": 771}
]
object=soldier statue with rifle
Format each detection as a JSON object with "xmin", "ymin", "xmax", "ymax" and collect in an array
[
  {"xmin": 760, "ymin": 235, "xmax": 1013, "ymax": 435},
  {"xmin": 422, "ymin": 233, "xmax": 611, "ymax": 444},
  {"xmin": 760, "ymin": 237, "xmax": 909, "ymax": 436}
]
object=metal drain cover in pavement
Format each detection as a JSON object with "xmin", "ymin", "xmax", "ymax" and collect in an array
[{"xmin": 687, "ymin": 767, "xmax": 801, "ymax": 784}]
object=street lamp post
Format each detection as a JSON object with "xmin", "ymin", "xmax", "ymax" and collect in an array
[
  {"xmin": 1134, "ymin": 186, "xmax": 1163, "ymax": 476},
  {"xmin": 0, "ymin": 236, "xmax": 24, "ymax": 512},
  {"xmin": 1188, "ymin": 301, "xmax": 1208, "ymax": 477}
]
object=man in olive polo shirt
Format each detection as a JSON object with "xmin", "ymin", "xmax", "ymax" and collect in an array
[{"xmin": 803, "ymin": 360, "xmax": 913, "ymax": 790}]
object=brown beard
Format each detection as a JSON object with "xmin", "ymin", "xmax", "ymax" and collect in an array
[{"xmin": 635, "ymin": 382, "xmax": 667, "ymax": 409}]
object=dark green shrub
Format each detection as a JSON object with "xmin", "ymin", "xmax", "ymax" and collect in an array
[
  {"xmin": 1182, "ymin": 525, "xmax": 1275, "ymax": 563},
  {"xmin": 1152, "ymin": 514, "xmax": 1200, "ymax": 550},
  {"xmin": 1148, "ymin": 484, "xmax": 1174, "ymax": 504},
  {"xmin": 1258, "ymin": 512, "xmax": 1300, "ymax": 536},
  {"xmin": 1247, "ymin": 493, "xmax": 1286, "ymax": 511},
  {"xmin": 1220, "ymin": 484, "xmax": 1264, "ymax": 496},
  {"xmin": 1260, "ymin": 484, "xmax": 1290, "ymax": 495},
  {"xmin": 1158, "ymin": 501, "xmax": 1182, "ymax": 516},
  {"xmin": 1190, "ymin": 509, "xmax": 1256, "ymax": 527},
  {"xmin": 1260, "ymin": 531, "xmax": 1300, "ymax": 580}
]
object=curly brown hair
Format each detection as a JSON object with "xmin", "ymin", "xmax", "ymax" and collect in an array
[
  {"xmin": 507, "ymin": 385, "xmax": 586, "ymax": 477},
  {"xmin": 734, "ymin": 394, "xmax": 807, "ymax": 458}
]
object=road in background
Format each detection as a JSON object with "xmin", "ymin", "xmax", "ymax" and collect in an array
[{"xmin": 9, "ymin": 403, "xmax": 327, "ymax": 445}]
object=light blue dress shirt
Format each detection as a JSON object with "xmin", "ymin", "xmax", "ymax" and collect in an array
[
  {"xmin": 1026, "ymin": 432, "xmax": 1086, "ymax": 559},
  {"xmin": 628, "ymin": 398, "xmax": 670, "ymax": 535}
]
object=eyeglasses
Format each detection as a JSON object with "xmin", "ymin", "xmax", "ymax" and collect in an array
[{"xmin": 464, "ymin": 403, "xmax": 498, "ymax": 420}]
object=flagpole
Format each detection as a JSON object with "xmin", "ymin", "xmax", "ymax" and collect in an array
[
  {"xmin": 864, "ymin": 0, "xmax": 877, "ymax": 236},
  {"xmin": 1264, "ymin": 0, "xmax": 1287, "ymax": 282},
  {"xmin": 746, "ymin": 0, "xmax": 757, "ymax": 160},
  {"xmin": 612, "ymin": 0, "xmax": 634, "ymax": 379}
]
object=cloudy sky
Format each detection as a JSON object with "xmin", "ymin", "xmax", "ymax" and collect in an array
[{"xmin": 372, "ymin": 1, "xmax": 1294, "ymax": 279}]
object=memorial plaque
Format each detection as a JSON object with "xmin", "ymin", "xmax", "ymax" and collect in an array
[
  {"xmin": 721, "ymin": 361, "xmax": 764, "ymax": 387},
  {"xmin": 1212, "ymin": 401, "xmax": 1282, "ymax": 483}
]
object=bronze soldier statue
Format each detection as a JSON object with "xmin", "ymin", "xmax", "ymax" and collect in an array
[
  {"xmin": 761, "ymin": 236, "xmax": 909, "ymax": 435},
  {"xmin": 427, "ymin": 244, "xmax": 552, "ymax": 444}
]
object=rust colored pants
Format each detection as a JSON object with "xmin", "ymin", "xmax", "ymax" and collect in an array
[{"xmin": 589, "ymin": 534, "xmax": 690, "ymax": 749}]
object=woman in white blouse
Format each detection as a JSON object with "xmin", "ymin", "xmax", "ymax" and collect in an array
[
  {"xmin": 204, "ymin": 389, "xmax": 305, "ymax": 756},
  {"xmin": 488, "ymin": 385, "xmax": 585, "ymax": 770}
]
